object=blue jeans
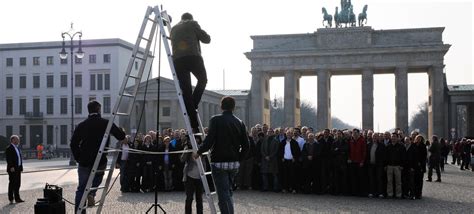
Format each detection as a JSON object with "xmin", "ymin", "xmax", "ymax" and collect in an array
[
  {"xmin": 212, "ymin": 165, "xmax": 238, "ymax": 214},
  {"xmin": 75, "ymin": 165, "xmax": 105, "ymax": 213}
]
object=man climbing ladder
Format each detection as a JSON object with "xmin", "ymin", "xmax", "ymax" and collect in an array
[{"xmin": 170, "ymin": 12, "xmax": 211, "ymax": 134}]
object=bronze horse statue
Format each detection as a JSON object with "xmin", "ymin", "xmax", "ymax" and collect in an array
[
  {"xmin": 358, "ymin": 5, "xmax": 368, "ymax": 26},
  {"xmin": 322, "ymin": 7, "xmax": 333, "ymax": 28}
]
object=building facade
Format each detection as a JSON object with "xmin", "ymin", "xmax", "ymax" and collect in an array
[{"xmin": 0, "ymin": 39, "xmax": 137, "ymax": 149}]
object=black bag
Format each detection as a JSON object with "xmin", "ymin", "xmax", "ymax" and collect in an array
[
  {"xmin": 34, "ymin": 200, "xmax": 65, "ymax": 214},
  {"xmin": 43, "ymin": 183, "xmax": 62, "ymax": 203}
]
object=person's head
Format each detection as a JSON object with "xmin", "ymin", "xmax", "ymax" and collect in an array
[
  {"xmin": 352, "ymin": 129, "xmax": 360, "ymax": 139},
  {"xmin": 286, "ymin": 129, "xmax": 293, "ymax": 138},
  {"xmin": 367, "ymin": 130, "xmax": 374, "ymax": 139},
  {"xmin": 307, "ymin": 133, "xmax": 315, "ymax": 142},
  {"xmin": 415, "ymin": 135, "xmax": 424, "ymax": 145},
  {"xmin": 250, "ymin": 127, "xmax": 257, "ymax": 136},
  {"xmin": 294, "ymin": 128, "xmax": 301, "ymax": 137},
  {"xmin": 267, "ymin": 128, "xmax": 275, "ymax": 136},
  {"xmin": 391, "ymin": 133, "xmax": 399, "ymax": 144},
  {"xmin": 87, "ymin": 101, "xmax": 101, "ymax": 114},
  {"xmin": 384, "ymin": 131, "xmax": 391, "ymax": 140},
  {"xmin": 431, "ymin": 135, "xmax": 439, "ymax": 144},
  {"xmin": 10, "ymin": 135, "xmax": 20, "ymax": 145},
  {"xmin": 144, "ymin": 135, "xmax": 152, "ymax": 144},
  {"xmin": 220, "ymin": 96, "xmax": 235, "ymax": 112},
  {"xmin": 181, "ymin": 12, "xmax": 193, "ymax": 21},
  {"xmin": 336, "ymin": 130, "xmax": 343, "ymax": 139},
  {"xmin": 404, "ymin": 136, "xmax": 412, "ymax": 144},
  {"xmin": 410, "ymin": 130, "xmax": 419, "ymax": 140},
  {"xmin": 262, "ymin": 124, "xmax": 269, "ymax": 133},
  {"xmin": 257, "ymin": 132, "xmax": 265, "ymax": 140},
  {"xmin": 323, "ymin": 129, "xmax": 330, "ymax": 138},
  {"xmin": 163, "ymin": 136, "xmax": 171, "ymax": 146}
]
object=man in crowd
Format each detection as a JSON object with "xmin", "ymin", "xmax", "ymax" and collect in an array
[
  {"xmin": 348, "ymin": 129, "xmax": 366, "ymax": 196},
  {"xmin": 426, "ymin": 135, "xmax": 442, "ymax": 182},
  {"xmin": 385, "ymin": 133, "xmax": 405, "ymax": 198},
  {"xmin": 170, "ymin": 12, "xmax": 211, "ymax": 134},
  {"xmin": 5, "ymin": 135, "xmax": 24, "ymax": 204},
  {"xmin": 71, "ymin": 101, "xmax": 126, "ymax": 213},
  {"xmin": 366, "ymin": 131, "xmax": 385, "ymax": 198},
  {"xmin": 194, "ymin": 96, "xmax": 249, "ymax": 214}
]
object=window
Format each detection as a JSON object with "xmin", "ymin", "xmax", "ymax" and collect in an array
[
  {"xmin": 75, "ymin": 97, "xmax": 82, "ymax": 114},
  {"xmin": 47, "ymin": 75, "xmax": 54, "ymax": 88},
  {"xmin": 19, "ymin": 126, "xmax": 26, "ymax": 144},
  {"xmin": 135, "ymin": 61, "xmax": 138, "ymax": 70},
  {"xmin": 162, "ymin": 107, "xmax": 170, "ymax": 116},
  {"xmin": 90, "ymin": 74, "xmax": 96, "ymax": 90},
  {"xmin": 103, "ymin": 54, "xmax": 111, "ymax": 63},
  {"xmin": 6, "ymin": 76, "xmax": 13, "ymax": 89},
  {"xmin": 20, "ymin": 57, "xmax": 26, "ymax": 66},
  {"xmin": 75, "ymin": 74, "xmax": 82, "ymax": 87},
  {"xmin": 6, "ymin": 58, "xmax": 13, "ymax": 67},
  {"xmin": 104, "ymin": 74, "xmax": 110, "ymax": 90},
  {"xmin": 33, "ymin": 57, "xmax": 40, "ymax": 65},
  {"xmin": 60, "ymin": 97, "xmax": 68, "ymax": 114},
  {"xmin": 60, "ymin": 125, "xmax": 68, "ymax": 145},
  {"xmin": 6, "ymin": 126, "xmax": 13, "ymax": 139},
  {"xmin": 60, "ymin": 58, "xmax": 68, "ymax": 65},
  {"xmin": 20, "ymin": 76, "xmax": 26, "ymax": 89},
  {"xmin": 19, "ymin": 98, "xmax": 26, "ymax": 115},
  {"xmin": 47, "ymin": 126, "xmax": 54, "ymax": 145},
  {"xmin": 97, "ymin": 74, "xmax": 103, "ymax": 90},
  {"xmin": 60, "ymin": 74, "xmax": 67, "ymax": 87},
  {"xmin": 89, "ymin": 54, "xmax": 96, "ymax": 64},
  {"xmin": 6, "ymin": 99, "xmax": 13, "ymax": 115},
  {"xmin": 103, "ymin": 96, "xmax": 111, "ymax": 113},
  {"xmin": 75, "ymin": 55, "xmax": 82, "ymax": 64},
  {"xmin": 47, "ymin": 98, "xmax": 54, "ymax": 114},
  {"xmin": 47, "ymin": 56, "xmax": 54, "ymax": 65},
  {"xmin": 33, "ymin": 98, "xmax": 40, "ymax": 113},
  {"xmin": 33, "ymin": 75, "xmax": 40, "ymax": 88}
]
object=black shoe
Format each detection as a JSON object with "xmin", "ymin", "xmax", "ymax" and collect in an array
[
  {"xmin": 15, "ymin": 199, "xmax": 25, "ymax": 203},
  {"xmin": 435, "ymin": 179, "xmax": 441, "ymax": 182},
  {"xmin": 425, "ymin": 179, "xmax": 432, "ymax": 182},
  {"xmin": 9, "ymin": 200, "xmax": 13, "ymax": 204}
]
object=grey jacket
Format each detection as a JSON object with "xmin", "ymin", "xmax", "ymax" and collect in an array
[{"xmin": 170, "ymin": 20, "xmax": 210, "ymax": 59}]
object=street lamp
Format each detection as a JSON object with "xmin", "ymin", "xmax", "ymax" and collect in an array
[{"xmin": 60, "ymin": 23, "xmax": 84, "ymax": 166}]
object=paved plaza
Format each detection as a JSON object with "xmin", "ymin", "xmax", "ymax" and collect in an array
[{"xmin": 1, "ymin": 159, "xmax": 473, "ymax": 213}]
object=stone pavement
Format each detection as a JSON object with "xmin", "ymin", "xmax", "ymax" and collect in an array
[{"xmin": 1, "ymin": 163, "xmax": 473, "ymax": 213}]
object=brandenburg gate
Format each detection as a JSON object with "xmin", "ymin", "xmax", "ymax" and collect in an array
[{"xmin": 246, "ymin": 26, "xmax": 450, "ymax": 137}]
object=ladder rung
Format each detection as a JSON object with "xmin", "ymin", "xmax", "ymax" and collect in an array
[
  {"xmin": 140, "ymin": 36, "xmax": 150, "ymax": 42},
  {"xmin": 121, "ymin": 92, "xmax": 134, "ymax": 98},
  {"xmin": 207, "ymin": 191, "xmax": 217, "ymax": 196},
  {"xmin": 193, "ymin": 133, "xmax": 203, "ymax": 136},
  {"xmin": 202, "ymin": 152, "xmax": 210, "ymax": 156},
  {"xmin": 203, "ymin": 171, "xmax": 212, "ymax": 176},
  {"xmin": 114, "ymin": 112, "xmax": 129, "ymax": 116},
  {"xmin": 133, "ymin": 55, "xmax": 146, "ymax": 61},
  {"xmin": 89, "ymin": 186, "xmax": 106, "ymax": 191},
  {"xmin": 147, "ymin": 17, "xmax": 157, "ymax": 23},
  {"xmin": 94, "ymin": 168, "xmax": 111, "ymax": 173},
  {"xmin": 127, "ymin": 74, "xmax": 140, "ymax": 79}
]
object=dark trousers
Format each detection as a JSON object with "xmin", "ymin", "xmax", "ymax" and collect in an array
[
  {"xmin": 332, "ymin": 158, "xmax": 348, "ymax": 195},
  {"xmin": 348, "ymin": 163, "xmax": 365, "ymax": 196},
  {"xmin": 414, "ymin": 169, "xmax": 424, "ymax": 198},
  {"xmin": 367, "ymin": 164, "xmax": 384, "ymax": 196},
  {"xmin": 119, "ymin": 160, "xmax": 129, "ymax": 191},
  {"xmin": 141, "ymin": 163, "xmax": 154, "ymax": 192},
  {"xmin": 461, "ymin": 154, "xmax": 471, "ymax": 170},
  {"xmin": 173, "ymin": 55, "xmax": 207, "ymax": 129},
  {"xmin": 402, "ymin": 168, "xmax": 415, "ymax": 197},
  {"xmin": 185, "ymin": 176, "xmax": 203, "ymax": 214},
  {"xmin": 8, "ymin": 170, "xmax": 21, "ymax": 201},
  {"xmin": 237, "ymin": 158, "xmax": 253, "ymax": 188},
  {"xmin": 212, "ymin": 166, "xmax": 238, "ymax": 214},
  {"xmin": 280, "ymin": 160, "xmax": 296, "ymax": 191},
  {"xmin": 428, "ymin": 157, "xmax": 441, "ymax": 180},
  {"xmin": 75, "ymin": 164, "xmax": 105, "ymax": 213}
]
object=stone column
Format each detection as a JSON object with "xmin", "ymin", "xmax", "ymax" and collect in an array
[
  {"xmin": 466, "ymin": 103, "xmax": 474, "ymax": 137},
  {"xmin": 395, "ymin": 66, "xmax": 408, "ymax": 134},
  {"xmin": 428, "ymin": 65, "xmax": 445, "ymax": 138},
  {"xmin": 250, "ymin": 71, "xmax": 265, "ymax": 126},
  {"xmin": 362, "ymin": 68, "xmax": 374, "ymax": 130},
  {"xmin": 449, "ymin": 102, "xmax": 458, "ymax": 139},
  {"xmin": 284, "ymin": 71, "xmax": 300, "ymax": 127},
  {"xmin": 317, "ymin": 70, "xmax": 331, "ymax": 131}
]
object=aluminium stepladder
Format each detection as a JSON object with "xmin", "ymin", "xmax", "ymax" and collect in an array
[{"xmin": 77, "ymin": 5, "xmax": 218, "ymax": 214}]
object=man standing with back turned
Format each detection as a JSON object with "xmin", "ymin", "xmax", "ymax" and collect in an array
[
  {"xmin": 193, "ymin": 96, "xmax": 249, "ymax": 214},
  {"xmin": 71, "ymin": 101, "xmax": 125, "ymax": 213},
  {"xmin": 171, "ymin": 12, "xmax": 211, "ymax": 134}
]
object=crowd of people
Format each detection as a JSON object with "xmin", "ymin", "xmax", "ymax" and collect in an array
[{"xmin": 117, "ymin": 124, "xmax": 474, "ymax": 200}]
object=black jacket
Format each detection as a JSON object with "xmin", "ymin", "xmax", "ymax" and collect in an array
[
  {"xmin": 6, "ymin": 144, "xmax": 23, "ymax": 172},
  {"xmin": 385, "ymin": 143, "xmax": 405, "ymax": 166},
  {"xmin": 278, "ymin": 138, "xmax": 301, "ymax": 161},
  {"xmin": 70, "ymin": 113, "xmax": 126, "ymax": 167},
  {"xmin": 366, "ymin": 142, "xmax": 386, "ymax": 166},
  {"xmin": 197, "ymin": 111, "xmax": 249, "ymax": 162},
  {"xmin": 403, "ymin": 144, "xmax": 418, "ymax": 170}
]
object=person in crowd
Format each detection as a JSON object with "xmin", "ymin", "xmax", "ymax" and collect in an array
[
  {"xmin": 348, "ymin": 129, "xmax": 366, "ymax": 196},
  {"xmin": 413, "ymin": 135, "xmax": 427, "ymax": 199},
  {"xmin": 426, "ymin": 135, "xmax": 442, "ymax": 182},
  {"xmin": 293, "ymin": 128, "xmax": 305, "ymax": 192},
  {"xmin": 181, "ymin": 135, "xmax": 204, "ymax": 214},
  {"xmin": 385, "ymin": 132, "xmax": 404, "ymax": 199},
  {"xmin": 439, "ymin": 138, "xmax": 449, "ymax": 171},
  {"xmin": 318, "ymin": 129, "xmax": 333, "ymax": 194},
  {"xmin": 237, "ymin": 130, "xmax": 258, "ymax": 190},
  {"xmin": 301, "ymin": 132, "xmax": 315, "ymax": 194},
  {"xmin": 366, "ymin": 131, "xmax": 385, "ymax": 198},
  {"xmin": 194, "ymin": 96, "xmax": 249, "ymax": 214},
  {"xmin": 129, "ymin": 135, "xmax": 143, "ymax": 192},
  {"xmin": 6, "ymin": 135, "xmax": 24, "ymax": 204},
  {"xmin": 71, "ymin": 101, "xmax": 126, "ymax": 212},
  {"xmin": 36, "ymin": 142, "xmax": 44, "ymax": 160},
  {"xmin": 402, "ymin": 137, "xmax": 417, "ymax": 200},
  {"xmin": 158, "ymin": 136, "xmax": 177, "ymax": 191},
  {"xmin": 331, "ymin": 130, "xmax": 349, "ymax": 195},
  {"xmin": 172, "ymin": 131, "xmax": 186, "ymax": 191},
  {"xmin": 117, "ymin": 135, "xmax": 131, "ymax": 192},
  {"xmin": 140, "ymin": 135, "xmax": 156, "ymax": 192},
  {"xmin": 252, "ymin": 131, "xmax": 263, "ymax": 190},
  {"xmin": 279, "ymin": 129, "xmax": 301, "ymax": 194},
  {"xmin": 470, "ymin": 139, "xmax": 474, "ymax": 171},
  {"xmin": 262, "ymin": 124, "xmax": 269, "ymax": 137},
  {"xmin": 383, "ymin": 131, "xmax": 391, "ymax": 146},
  {"xmin": 452, "ymin": 140, "xmax": 462, "ymax": 165},
  {"xmin": 460, "ymin": 138, "xmax": 471, "ymax": 170},
  {"xmin": 260, "ymin": 128, "xmax": 280, "ymax": 192}
]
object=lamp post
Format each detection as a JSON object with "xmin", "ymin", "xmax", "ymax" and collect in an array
[{"xmin": 59, "ymin": 23, "xmax": 84, "ymax": 166}]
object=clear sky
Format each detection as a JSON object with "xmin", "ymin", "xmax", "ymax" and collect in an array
[{"xmin": 1, "ymin": 0, "xmax": 472, "ymax": 131}]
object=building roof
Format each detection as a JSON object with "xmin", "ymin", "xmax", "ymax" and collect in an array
[
  {"xmin": 448, "ymin": 84, "xmax": 474, "ymax": 92},
  {"xmin": 212, "ymin": 90, "xmax": 250, "ymax": 96}
]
